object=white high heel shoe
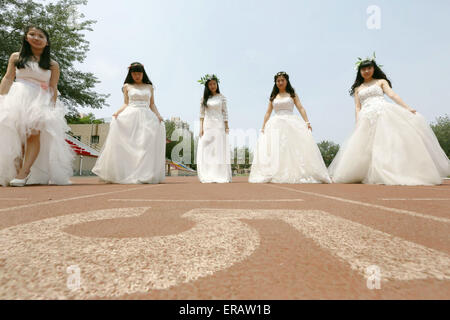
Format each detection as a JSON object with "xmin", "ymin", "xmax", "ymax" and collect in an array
[{"xmin": 9, "ymin": 173, "xmax": 31, "ymax": 187}]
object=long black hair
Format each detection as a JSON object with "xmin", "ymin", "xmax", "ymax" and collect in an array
[
  {"xmin": 350, "ymin": 60, "xmax": 392, "ymax": 96},
  {"xmin": 124, "ymin": 62, "xmax": 153, "ymax": 85},
  {"xmin": 202, "ymin": 78, "xmax": 221, "ymax": 107},
  {"xmin": 15, "ymin": 26, "xmax": 51, "ymax": 70},
  {"xmin": 270, "ymin": 72, "xmax": 296, "ymax": 101}
]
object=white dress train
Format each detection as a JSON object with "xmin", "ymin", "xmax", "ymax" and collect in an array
[
  {"xmin": 0, "ymin": 61, "xmax": 74, "ymax": 187},
  {"xmin": 249, "ymin": 96, "xmax": 331, "ymax": 184},
  {"xmin": 92, "ymin": 85, "xmax": 166, "ymax": 184},
  {"xmin": 196, "ymin": 94, "xmax": 232, "ymax": 183},
  {"xmin": 328, "ymin": 84, "xmax": 450, "ymax": 185}
]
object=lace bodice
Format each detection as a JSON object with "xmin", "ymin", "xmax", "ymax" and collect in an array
[
  {"xmin": 127, "ymin": 84, "xmax": 152, "ymax": 108},
  {"xmin": 358, "ymin": 84, "xmax": 385, "ymax": 108},
  {"xmin": 200, "ymin": 94, "xmax": 228, "ymax": 121},
  {"xmin": 273, "ymin": 95, "xmax": 295, "ymax": 115},
  {"xmin": 15, "ymin": 61, "xmax": 51, "ymax": 84}
]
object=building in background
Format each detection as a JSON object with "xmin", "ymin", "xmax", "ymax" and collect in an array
[
  {"xmin": 67, "ymin": 123, "xmax": 109, "ymax": 176},
  {"xmin": 67, "ymin": 119, "xmax": 196, "ymax": 177}
]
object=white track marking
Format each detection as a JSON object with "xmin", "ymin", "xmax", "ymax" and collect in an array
[
  {"xmin": 394, "ymin": 185, "xmax": 450, "ymax": 192},
  {"xmin": 266, "ymin": 185, "xmax": 450, "ymax": 224},
  {"xmin": 193, "ymin": 209, "xmax": 450, "ymax": 281},
  {"xmin": 381, "ymin": 198, "xmax": 450, "ymax": 201},
  {"xmin": 1, "ymin": 208, "xmax": 449, "ymax": 299},
  {"xmin": 108, "ymin": 199, "xmax": 304, "ymax": 202},
  {"xmin": 0, "ymin": 186, "xmax": 156, "ymax": 213},
  {"xmin": 0, "ymin": 207, "xmax": 260, "ymax": 299}
]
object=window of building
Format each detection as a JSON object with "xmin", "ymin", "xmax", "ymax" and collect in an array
[{"xmin": 91, "ymin": 135, "xmax": 100, "ymax": 144}]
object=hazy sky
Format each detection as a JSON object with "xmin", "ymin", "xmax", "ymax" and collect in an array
[{"xmin": 72, "ymin": 0, "xmax": 450, "ymax": 147}]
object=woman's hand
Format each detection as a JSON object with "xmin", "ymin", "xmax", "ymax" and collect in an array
[
  {"xmin": 113, "ymin": 112, "xmax": 119, "ymax": 119},
  {"xmin": 158, "ymin": 116, "xmax": 164, "ymax": 123},
  {"xmin": 199, "ymin": 128, "xmax": 204, "ymax": 137},
  {"xmin": 408, "ymin": 108, "xmax": 417, "ymax": 114},
  {"xmin": 306, "ymin": 122, "xmax": 312, "ymax": 131},
  {"xmin": 225, "ymin": 127, "xmax": 229, "ymax": 134},
  {"xmin": 261, "ymin": 127, "xmax": 265, "ymax": 134}
]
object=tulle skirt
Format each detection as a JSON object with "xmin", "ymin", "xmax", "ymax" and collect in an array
[
  {"xmin": 249, "ymin": 113, "xmax": 331, "ymax": 184},
  {"xmin": 0, "ymin": 80, "xmax": 74, "ymax": 187},
  {"xmin": 328, "ymin": 102, "xmax": 450, "ymax": 185},
  {"xmin": 196, "ymin": 118, "xmax": 232, "ymax": 183},
  {"xmin": 92, "ymin": 105, "xmax": 166, "ymax": 184}
]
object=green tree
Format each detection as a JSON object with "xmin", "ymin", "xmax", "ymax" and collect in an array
[
  {"xmin": 66, "ymin": 112, "xmax": 104, "ymax": 124},
  {"xmin": 317, "ymin": 140, "xmax": 340, "ymax": 167},
  {"xmin": 0, "ymin": 0, "xmax": 109, "ymax": 115},
  {"xmin": 431, "ymin": 114, "xmax": 450, "ymax": 158},
  {"xmin": 164, "ymin": 120, "xmax": 177, "ymax": 160}
]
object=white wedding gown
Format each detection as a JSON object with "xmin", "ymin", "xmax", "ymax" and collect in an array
[
  {"xmin": 0, "ymin": 61, "xmax": 74, "ymax": 187},
  {"xmin": 196, "ymin": 94, "xmax": 232, "ymax": 183},
  {"xmin": 92, "ymin": 85, "xmax": 166, "ymax": 184},
  {"xmin": 328, "ymin": 83, "xmax": 450, "ymax": 185},
  {"xmin": 249, "ymin": 96, "xmax": 331, "ymax": 184}
]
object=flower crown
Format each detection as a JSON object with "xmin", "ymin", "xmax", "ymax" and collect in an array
[
  {"xmin": 355, "ymin": 52, "xmax": 383, "ymax": 70},
  {"xmin": 275, "ymin": 71, "xmax": 288, "ymax": 78},
  {"xmin": 198, "ymin": 74, "xmax": 220, "ymax": 85},
  {"xmin": 128, "ymin": 63, "xmax": 144, "ymax": 70}
]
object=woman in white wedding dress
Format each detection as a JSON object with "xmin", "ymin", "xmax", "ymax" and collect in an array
[
  {"xmin": 92, "ymin": 62, "xmax": 166, "ymax": 184},
  {"xmin": 249, "ymin": 72, "xmax": 331, "ymax": 184},
  {"xmin": 196, "ymin": 74, "xmax": 232, "ymax": 183},
  {"xmin": 328, "ymin": 55, "xmax": 450, "ymax": 185},
  {"xmin": 0, "ymin": 26, "xmax": 73, "ymax": 187}
]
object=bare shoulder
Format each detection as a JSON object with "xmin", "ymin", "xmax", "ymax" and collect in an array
[
  {"xmin": 10, "ymin": 52, "xmax": 20, "ymax": 62},
  {"xmin": 50, "ymin": 59, "xmax": 60, "ymax": 70},
  {"xmin": 378, "ymin": 79, "xmax": 389, "ymax": 87}
]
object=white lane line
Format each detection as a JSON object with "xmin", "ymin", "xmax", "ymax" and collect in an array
[
  {"xmin": 0, "ymin": 186, "xmax": 159, "ymax": 213},
  {"xmin": 108, "ymin": 199, "xmax": 304, "ymax": 202},
  {"xmin": 381, "ymin": 198, "xmax": 450, "ymax": 201},
  {"xmin": 265, "ymin": 185, "xmax": 450, "ymax": 224},
  {"xmin": 403, "ymin": 186, "xmax": 450, "ymax": 192}
]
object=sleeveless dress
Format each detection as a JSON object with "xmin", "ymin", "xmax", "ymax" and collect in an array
[
  {"xmin": 196, "ymin": 94, "xmax": 232, "ymax": 183},
  {"xmin": 92, "ymin": 84, "xmax": 166, "ymax": 184},
  {"xmin": 328, "ymin": 83, "xmax": 450, "ymax": 185},
  {"xmin": 249, "ymin": 95, "xmax": 331, "ymax": 184},
  {"xmin": 0, "ymin": 61, "xmax": 74, "ymax": 186}
]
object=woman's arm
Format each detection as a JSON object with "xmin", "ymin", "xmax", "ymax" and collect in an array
[
  {"xmin": 149, "ymin": 86, "xmax": 164, "ymax": 122},
  {"xmin": 0, "ymin": 52, "xmax": 19, "ymax": 95},
  {"xmin": 354, "ymin": 88, "xmax": 362, "ymax": 123},
  {"xmin": 199, "ymin": 98, "xmax": 205, "ymax": 137},
  {"xmin": 222, "ymin": 95, "xmax": 229, "ymax": 134},
  {"xmin": 49, "ymin": 60, "xmax": 60, "ymax": 105},
  {"xmin": 261, "ymin": 101, "xmax": 273, "ymax": 133},
  {"xmin": 113, "ymin": 84, "xmax": 130, "ymax": 118},
  {"xmin": 293, "ymin": 95, "xmax": 312, "ymax": 131},
  {"xmin": 380, "ymin": 79, "xmax": 416, "ymax": 114}
]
